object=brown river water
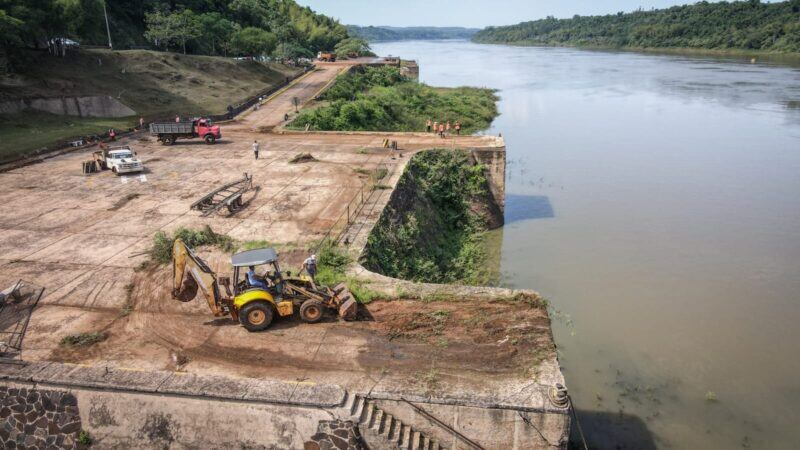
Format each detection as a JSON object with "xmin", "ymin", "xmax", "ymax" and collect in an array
[{"xmin": 372, "ymin": 40, "xmax": 800, "ymax": 449}]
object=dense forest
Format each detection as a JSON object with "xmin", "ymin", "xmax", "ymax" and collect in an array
[
  {"xmin": 0, "ymin": 0, "xmax": 368, "ymax": 70},
  {"xmin": 347, "ymin": 26, "xmax": 479, "ymax": 42},
  {"xmin": 473, "ymin": 0, "xmax": 800, "ymax": 53}
]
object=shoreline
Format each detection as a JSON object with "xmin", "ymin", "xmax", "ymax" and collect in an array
[{"xmin": 470, "ymin": 39, "xmax": 800, "ymax": 65}]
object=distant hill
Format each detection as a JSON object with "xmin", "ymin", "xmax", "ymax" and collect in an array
[
  {"xmin": 473, "ymin": 0, "xmax": 800, "ymax": 53},
  {"xmin": 347, "ymin": 26, "xmax": 479, "ymax": 42}
]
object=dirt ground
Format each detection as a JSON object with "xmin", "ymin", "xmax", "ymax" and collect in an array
[{"xmin": 0, "ymin": 60, "xmax": 539, "ymax": 400}]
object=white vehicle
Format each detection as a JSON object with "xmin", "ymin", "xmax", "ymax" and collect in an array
[{"xmin": 104, "ymin": 146, "xmax": 144, "ymax": 175}]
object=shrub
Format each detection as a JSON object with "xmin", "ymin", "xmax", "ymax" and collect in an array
[{"xmin": 150, "ymin": 225, "xmax": 234, "ymax": 264}]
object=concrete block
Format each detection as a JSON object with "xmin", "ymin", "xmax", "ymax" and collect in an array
[{"xmin": 156, "ymin": 372, "xmax": 253, "ymax": 400}]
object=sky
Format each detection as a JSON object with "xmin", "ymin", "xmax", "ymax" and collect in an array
[{"xmin": 296, "ymin": 0, "xmax": 736, "ymax": 28}]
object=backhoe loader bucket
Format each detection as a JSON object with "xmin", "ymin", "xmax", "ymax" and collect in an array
[
  {"xmin": 332, "ymin": 283, "xmax": 357, "ymax": 320},
  {"xmin": 173, "ymin": 276, "xmax": 198, "ymax": 302}
]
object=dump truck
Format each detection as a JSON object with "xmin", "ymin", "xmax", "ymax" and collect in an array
[
  {"xmin": 149, "ymin": 117, "xmax": 221, "ymax": 145},
  {"xmin": 172, "ymin": 239, "xmax": 357, "ymax": 331},
  {"xmin": 317, "ymin": 51, "xmax": 336, "ymax": 62}
]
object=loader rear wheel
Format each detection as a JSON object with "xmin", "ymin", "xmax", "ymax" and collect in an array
[
  {"xmin": 239, "ymin": 301, "xmax": 274, "ymax": 332},
  {"xmin": 299, "ymin": 300, "xmax": 324, "ymax": 324}
]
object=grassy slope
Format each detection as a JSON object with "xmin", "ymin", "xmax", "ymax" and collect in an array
[{"xmin": 0, "ymin": 49, "xmax": 300, "ymax": 160}]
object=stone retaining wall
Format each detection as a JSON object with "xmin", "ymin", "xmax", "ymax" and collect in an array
[{"xmin": 0, "ymin": 386, "xmax": 84, "ymax": 449}]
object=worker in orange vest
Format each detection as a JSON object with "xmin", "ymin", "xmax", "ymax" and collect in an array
[
  {"xmin": 433, "ymin": 121, "xmax": 438, "ymax": 134},
  {"xmin": 455, "ymin": 121, "xmax": 462, "ymax": 135},
  {"xmin": 438, "ymin": 122, "xmax": 445, "ymax": 138}
]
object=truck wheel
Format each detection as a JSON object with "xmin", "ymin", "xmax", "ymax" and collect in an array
[
  {"xmin": 205, "ymin": 135, "xmax": 216, "ymax": 145},
  {"xmin": 299, "ymin": 300, "xmax": 324, "ymax": 324},
  {"xmin": 162, "ymin": 135, "xmax": 174, "ymax": 146},
  {"xmin": 239, "ymin": 301, "xmax": 274, "ymax": 332}
]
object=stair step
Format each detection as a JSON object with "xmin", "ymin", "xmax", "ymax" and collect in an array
[
  {"xmin": 412, "ymin": 431, "xmax": 423, "ymax": 450},
  {"xmin": 400, "ymin": 425, "xmax": 412, "ymax": 449},
  {"xmin": 350, "ymin": 395, "xmax": 364, "ymax": 417},
  {"xmin": 363, "ymin": 402, "xmax": 376, "ymax": 426},
  {"xmin": 385, "ymin": 415, "xmax": 399, "ymax": 441},
  {"xmin": 371, "ymin": 408, "xmax": 384, "ymax": 431}
]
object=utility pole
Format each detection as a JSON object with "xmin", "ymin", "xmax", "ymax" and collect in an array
[{"xmin": 102, "ymin": 0, "xmax": 113, "ymax": 50}]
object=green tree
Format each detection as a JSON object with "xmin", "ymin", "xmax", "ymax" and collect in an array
[
  {"xmin": 197, "ymin": 12, "xmax": 237, "ymax": 55},
  {"xmin": 230, "ymin": 26, "xmax": 277, "ymax": 57},
  {"xmin": 333, "ymin": 37, "xmax": 374, "ymax": 58},
  {"xmin": 144, "ymin": 9, "xmax": 201, "ymax": 54}
]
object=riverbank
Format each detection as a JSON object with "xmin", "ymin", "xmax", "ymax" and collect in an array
[{"xmin": 474, "ymin": 40, "xmax": 800, "ymax": 65}]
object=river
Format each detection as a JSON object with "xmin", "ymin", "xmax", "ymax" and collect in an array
[{"xmin": 371, "ymin": 40, "xmax": 800, "ymax": 449}]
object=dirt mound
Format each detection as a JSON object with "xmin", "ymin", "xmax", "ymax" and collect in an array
[{"xmin": 289, "ymin": 152, "xmax": 317, "ymax": 164}]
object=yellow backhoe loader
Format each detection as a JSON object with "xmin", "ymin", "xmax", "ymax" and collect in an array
[{"xmin": 171, "ymin": 239, "xmax": 357, "ymax": 331}]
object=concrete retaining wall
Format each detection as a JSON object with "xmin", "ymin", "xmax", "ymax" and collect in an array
[
  {"xmin": 0, "ymin": 96, "xmax": 135, "ymax": 118},
  {"xmin": 471, "ymin": 147, "xmax": 506, "ymax": 214},
  {"xmin": 0, "ymin": 361, "xmax": 569, "ymax": 448}
]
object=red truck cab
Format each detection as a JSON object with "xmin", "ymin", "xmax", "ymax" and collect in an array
[{"xmin": 195, "ymin": 118, "xmax": 221, "ymax": 144}]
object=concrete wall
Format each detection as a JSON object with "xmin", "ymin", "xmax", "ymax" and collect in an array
[
  {"xmin": 471, "ymin": 146, "xmax": 506, "ymax": 214},
  {"xmin": 0, "ymin": 96, "xmax": 135, "ymax": 118},
  {"xmin": 371, "ymin": 398, "xmax": 569, "ymax": 450}
]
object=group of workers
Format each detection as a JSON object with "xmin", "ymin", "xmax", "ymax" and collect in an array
[
  {"xmin": 426, "ymin": 119, "xmax": 462, "ymax": 138},
  {"xmin": 246, "ymin": 254, "xmax": 317, "ymax": 290}
]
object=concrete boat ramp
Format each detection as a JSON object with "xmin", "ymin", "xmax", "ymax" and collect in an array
[{"xmin": 0, "ymin": 60, "xmax": 569, "ymax": 448}]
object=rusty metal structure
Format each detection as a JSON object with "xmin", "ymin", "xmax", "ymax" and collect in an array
[{"xmin": 191, "ymin": 173, "xmax": 256, "ymax": 217}]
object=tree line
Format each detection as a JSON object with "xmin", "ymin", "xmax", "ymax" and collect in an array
[
  {"xmin": 473, "ymin": 0, "xmax": 800, "ymax": 53},
  {"xmin": 347, "ymin": 26, "xmax": 480, "ymax": 42},
  {"xmin": 0, "ymin": 0, "xmax": 370, "ymax": 70}
]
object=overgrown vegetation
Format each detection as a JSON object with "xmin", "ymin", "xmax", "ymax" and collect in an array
[
  {"xmin": 363, "ymin": 149, "xmax": 500, "ymax": 285},
  {"xmin": 289, "ymin": 66, "xmax": 498, "ymax": 133},
  {"xmin": 60, "ymin": 331, "xmax": 107, "ymax": 348},
  {"xmin": 315, "ymin": 241, "xmax": 387, "ymax": 303},
  {"xmin": 473, "ymin": 0, "xmax": 800, "ymax": 53},
  {"xmin": 150, "ymin": 225, "xmax": 234, "ymax": 265}
]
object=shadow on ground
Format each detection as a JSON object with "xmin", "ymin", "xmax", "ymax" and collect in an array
[
  {"xmin": 570, "ymin": 409, "xmax": 657, "ymax": 450},
  {"xmin": 504, "ymin": 194, "xmax": 554, "ymax": 224}
]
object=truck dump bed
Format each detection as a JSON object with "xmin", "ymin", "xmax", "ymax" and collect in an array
[{"xmin": 150, "ymin": 122, "xmax": 194, "ymax": 134}]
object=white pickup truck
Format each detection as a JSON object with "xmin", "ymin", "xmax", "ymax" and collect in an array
[{"xmin": 95, "ymin": 146, "xmax": 144, "ymax": 175}]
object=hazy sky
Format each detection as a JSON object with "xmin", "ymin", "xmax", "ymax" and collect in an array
[{"xmin": 297, "ymin": 0, "xmax": 725, "ymax": 28}]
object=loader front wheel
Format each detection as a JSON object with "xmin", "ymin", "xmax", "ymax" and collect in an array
[
  {"xmin": 239, "ymin": 301, "xmax": 274, "ymax": 332},
  {"xmin": 299, "ymin": 300, "xmax": 324, "ymax": 324}
]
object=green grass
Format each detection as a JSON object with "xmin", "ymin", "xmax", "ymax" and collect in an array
[
  {"xmin": 150, "ymin": 225, "xmax": 234, "ymax": 265},
  {"xmin": 314, "ymin": 241, "xmax": 388, "ymax": 303},
  {"xmin": 60, "ymin": 331, "xmax": 107, "ymax": 347},
  {"xmin": 0, "ymin": 111, "xmax": 134, "ymax": 163}
]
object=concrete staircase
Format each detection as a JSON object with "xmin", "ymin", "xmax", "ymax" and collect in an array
[{"xmin": 346, "ymin": 393, "xmax": 447, "ymax": 450}]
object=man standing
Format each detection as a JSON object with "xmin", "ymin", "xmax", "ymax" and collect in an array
[
  {"xmin": 175, "ymin": 115, "xmax": 180, "ymax": 123},
  {"xmin": 253, "ymin": 140, "xmax": 260, "ymax": 160},
  {"xmin": 446, "ymin": 120, "xmax": 451, "ymax": 134},
  {"xmin": 455, "ymin": 121, "xmax": 462, "ymax": 135},
  {"xmin": 139, "ymin": 117, "xmax": 145, "ymax": 130},
  {"xmin": 303, "ymin": 254, "xmax": 318, "ymax": 288},
  {"xmin": 438, "ymin": 122, "xmax": 445, "ymax": 138},
  {"xmin": 426, "ymin": 119, "xmax": 432, "ymax": 132}
]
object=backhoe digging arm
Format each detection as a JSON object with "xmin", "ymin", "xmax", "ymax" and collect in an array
[{"xmin": 172, "ymin": 238, "xmax": 229, "ymax": 317}]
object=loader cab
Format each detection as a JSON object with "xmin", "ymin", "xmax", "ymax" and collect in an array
[{"xmin": 230, "ymin": 247, "xmax": 282, "ymax": 295}]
